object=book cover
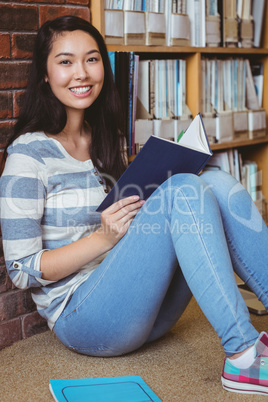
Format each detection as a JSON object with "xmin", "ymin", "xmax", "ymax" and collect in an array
[
  {"xmin": 97, "ymin": 113, "xmax": 212, "ymax": 212},
  {"xmin": 49, "ymin": 376, "xmax": 162, "ymax": 402}
]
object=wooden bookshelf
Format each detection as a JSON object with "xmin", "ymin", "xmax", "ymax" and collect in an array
[{"xmin": 90, "ymin": 0, "xmax": 268, "ymax": 202}]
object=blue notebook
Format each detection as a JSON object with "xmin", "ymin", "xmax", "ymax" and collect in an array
[
  {"xmin": 49, "ymin": 376, "xmax": 162, "ymax": 402},
  {"xmin": 97, "ymin": 113, "xmax": 212, "ymax": 212}
]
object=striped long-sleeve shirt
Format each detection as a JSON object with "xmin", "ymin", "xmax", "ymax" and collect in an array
[{"xmin": 0, "ymin": 132, "xmax": 108, "ymax": 329}]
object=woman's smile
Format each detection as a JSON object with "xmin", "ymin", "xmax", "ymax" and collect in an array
[{"xmin": 69, "ymin": 85, "xmax": 92, "ymax": 96}]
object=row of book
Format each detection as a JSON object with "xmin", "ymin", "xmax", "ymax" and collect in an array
[
  {"xmin": 104, "ymin": 0, "xmax": 266, "ymax": 48},
  {"xmin": 137, "ymin": 58, "xmax": 187, "ymax": 120},
  {"xmin": 109, "ymin": 51, "xmax": 266, "ymax": 155},
  {"xmin": 109, "ymin": 51, "xmax": 189, "ymax": 154},
  {"xmin": 201, "ymin": 58, "xmax": 263, "ymax": 114},
  {"xmin": 204, "ymin": 150, "xmax": 267, "ymax": 222}
]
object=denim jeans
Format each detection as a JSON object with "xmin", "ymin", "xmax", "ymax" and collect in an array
[{"xmin": 54, "ymin": 170, "xmax": 268, "ymax": 357}]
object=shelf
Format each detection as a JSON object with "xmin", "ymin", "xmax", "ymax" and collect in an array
[
  {"xmin": 107, "ymin": 45, "xmax": 268, "ymax": 55},
  {"xmin": 210, "ymin": 136, "xmax": 268, "ymax": 151}
]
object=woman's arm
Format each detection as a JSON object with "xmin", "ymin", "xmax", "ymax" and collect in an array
[{"xmin": 40, "ymin": 196, "xmax": 145, "ymax": 281}]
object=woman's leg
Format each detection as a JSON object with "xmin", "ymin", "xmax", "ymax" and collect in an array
[
  {"xmin": 54, "ymin": 173, "xmax": 259, "ymax": 357},
  {"xmin": 201, "ymin": 170, "xmax": 268, "ymax": 309},
  {"xmin": 54, "ymin": 185, "xmax": 192, "ymax": 356}
]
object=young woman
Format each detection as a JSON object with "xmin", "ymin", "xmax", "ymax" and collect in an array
[{"xmin": 0, "ymin": 16, "xmax": 267, "ymax": 396}]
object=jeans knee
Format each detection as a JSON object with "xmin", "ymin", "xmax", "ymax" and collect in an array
[
  {"xmin": 201, "ymin": 170, "xmax": 244, "ymax": 205},
  {"xmin": 201, "ymin": 170, "xmax": 238, "ymax": 189}
]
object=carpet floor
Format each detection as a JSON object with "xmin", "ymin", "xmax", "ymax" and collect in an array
[{"xmin": 1, "ymin": 298, "xmax": 268, "ymax": 401}]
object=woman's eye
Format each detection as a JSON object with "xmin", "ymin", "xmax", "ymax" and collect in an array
[
  {"xmin": 87, "ymin": 57, "xmax": 98, "ymax": 63},
  {"xmin": 60, "ymin": 60, "xmax": 71, "ymax": 65}
]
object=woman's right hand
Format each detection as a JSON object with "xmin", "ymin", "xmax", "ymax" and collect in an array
[{"xmin": 97, "ymin": 195, "xmax": 145, "ymax": 249}]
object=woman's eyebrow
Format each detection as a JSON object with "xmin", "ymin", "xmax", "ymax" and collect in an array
[{"xmin": 55, "ymin": 49, "xmax": 100, "ymax": 58}]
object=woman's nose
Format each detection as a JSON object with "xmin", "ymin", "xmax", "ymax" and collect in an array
[{"xmin": 74, "ymin": 63, "xmax": 88, "ymax": 80}]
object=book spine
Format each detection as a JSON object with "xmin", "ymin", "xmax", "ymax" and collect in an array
[
  {"xmin": 131, "ymin": 54, "xmax": 140, "ymax": 154},
  {"xmin": 127, "ymin": 52, "xmax": 135, "ymax": 155}
]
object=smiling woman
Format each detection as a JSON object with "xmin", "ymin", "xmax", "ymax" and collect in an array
[
  {"xmin": 1, "ymin": 15, "xmax": 268, "ymax": 397},
  {"xmin": 3, "ymin": 16, "xmax": 126, "ymax": 185}
]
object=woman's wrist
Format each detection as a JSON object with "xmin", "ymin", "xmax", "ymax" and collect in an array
[{"xmin": 89, "ymin": 228, "xmax": 117, "ymax": 253}]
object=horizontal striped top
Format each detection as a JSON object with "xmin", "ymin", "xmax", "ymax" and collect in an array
[{"xmin": 0, "ymin": 132, "xmax": 108, "ymax": 329}]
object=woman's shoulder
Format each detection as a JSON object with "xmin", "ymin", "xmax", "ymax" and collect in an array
[
  {"xmin": 7, "ymin": 131, "xmax": 66, "ymax": 164},
  {"xmin": 10, "ymin": 131, "xmax": 46, "ymax": 148},
  {"xmin": 11, "ymin": 131, "xmax": 46, "ymax": 147}
]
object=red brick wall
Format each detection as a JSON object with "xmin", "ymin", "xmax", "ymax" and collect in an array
[{"xmin": 0, "ymin": 0, "xmax": 91, "ymax": 350}]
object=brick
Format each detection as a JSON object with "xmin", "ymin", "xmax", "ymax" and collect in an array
[
  {"xmin": 22, "ymin": 310, "xmax": 48, "ymax": 339},
  {"xmin": 0, "ymin": 262, "xmax": 12, "ymax": 294},
  {"xmin": 0, "ymin": 34, "xmax": 10, "ymax": 59},
  {"xmin": 11, "ymin": 33, "xmax": 36, "ymax": 59},
  {"xmin": 0, "ymin": 288, "xmax": 37, "ymax": 321},
  {"xmin": 0, "ymin": 61, "xmax": 31, "ymax": 89},
  {"xmin": 0, "ymin": 318, "xmax": 21, "ymax": 349},
  {"xmin": 0, "ymin": 121, "xmax": 15, "ymax": 148},
  {"xmin": 0, "ymin": 91, "xmax": 12, "ymax": 119},
  {"xmin": 0, "ymin": 151, "xmax": 5, "ymax": 176},
  {"xmin": 0, "ymin": 4, "xmax": 38, "ymax": 31},
  {"xmin": 39, "ymin": 5, "xmax": 90, "ymax": 26},
  {"xmin": 66, "ymin": 0, "xmax": 90, "ymax": 5},
  {"xmin": 21, "ymin": 288, "xmax": 36, "ymax": 313},
  {"xmin": 14, "ymin": 90, "xmax": 25, "ymax": 118},
  {"xmin": 0, "ymin": 289, "xmax": 20, "ymax": 321},
  {"xmin": 22, "ymin": 0, "xmax": 64, "ymax": 3}
]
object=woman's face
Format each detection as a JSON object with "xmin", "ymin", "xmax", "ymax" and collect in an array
[{"xmin": 45, "ymin": 30, "xmax": 105, "ymax": 113}]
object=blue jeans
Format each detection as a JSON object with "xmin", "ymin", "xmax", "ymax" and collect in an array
[{"xmin": 54, "ymin": 171, "xmax": 268, "ymax": 357}]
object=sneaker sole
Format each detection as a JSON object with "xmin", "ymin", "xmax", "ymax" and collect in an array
[{"xmin": 221, "ymin": 376, "xmax": 268, "ymax": 396}]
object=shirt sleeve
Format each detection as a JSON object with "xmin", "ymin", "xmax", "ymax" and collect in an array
[{"xmin": 0, "ymin": 143, "xmax": 55, "ymax": 289}]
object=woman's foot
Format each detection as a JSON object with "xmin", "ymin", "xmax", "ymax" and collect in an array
[{"xmin": 221, "ymin": 332, "xmax": 268, "ymax": 395}]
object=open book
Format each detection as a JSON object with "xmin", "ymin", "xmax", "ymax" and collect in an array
[
  {"xmin": 49, "ymin": 376, "xmax": 162, "ymax": 402},
  {"xmin": 97, "ymin": 113, "xmax": 212, "ymax": 212}
]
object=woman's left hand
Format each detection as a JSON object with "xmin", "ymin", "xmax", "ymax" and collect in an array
[{"xmin": 97, "ymin": 196, "xmax": 145, "ymax": 248}]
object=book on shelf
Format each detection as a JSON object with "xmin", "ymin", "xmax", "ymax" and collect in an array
[
  {"xmin": 245, "ymin": 59, "xmax": 261, "ymax": 110},
  {"xmin": 237, "ymin": 0, "xmax": 254, "ymax": 48},
  {"xmin": 104, "ymin": 8, "xmax": 124, "ymax": 45},
  {"xmin": 187, "ymin": 0, "xmax": 206, "ymax": 47},
  {"xmin": 103, "ymin": 0, "xmax": 266, "ymax": 49},
  {"xmin": 250, "ymin": 62, "xmax": 264, "ymax": 108},
  {"xmin": 218, "ymin": 0, "xmax": 238, "ymax": 47},
  {"xmin": 136, "ymin": 58, "xmax": 187, "ymax": 122},
  {"xmin": 205, "ymin": 150, "xmax": 264, "ymax": 205},
  {"xmin": 97, "ymin": 113, "xmax": 212, "ymax": 212},
  {"xmin": 131, "ymin": 54, "xmax": 140, "ymax": 155},
  {"xmin": 165, "ymin": 0, "xmax": 191, "ymax": 46},
  {"xmin": 205, "ymin": 0, "xmax": 221, "ymax": 47},
  {"xmin": 124, "ymin": 10, "xmax": 146, "ymax": 45},
  {"xmin": 109, "ymin": 51, "xmax": 138, "ymax": 155},
  {"xmin": 200, "ymin": 55, "xmax": 267, "ymax": 142},
  {"xmin": 49, "ymin": 376, "xmax": 162, "ymax": 402},
  {"xmin": 252, "ymin": 0, "xmax": 266, "ymax": 48}
]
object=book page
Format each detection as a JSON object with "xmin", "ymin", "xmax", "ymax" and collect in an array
[{"xmin": 178, "ymin": 114, "xmax": 211, "ymax": 154}]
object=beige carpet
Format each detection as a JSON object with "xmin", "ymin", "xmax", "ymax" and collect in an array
[{"xmin": 1, "ymin": 298, "xmax": 268, "ymax": 402}]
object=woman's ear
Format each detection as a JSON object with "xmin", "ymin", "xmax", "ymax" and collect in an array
[{"xmin": 44, "ymin": 76, "xmax": 48, "ymax": 83}]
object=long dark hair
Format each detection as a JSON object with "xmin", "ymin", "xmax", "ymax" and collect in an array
[{"xmin": 3, "ymin": 15, "xmax": 127, "ymax": 184}]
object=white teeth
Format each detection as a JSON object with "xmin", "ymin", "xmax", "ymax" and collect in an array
[{"xmin": 70, "ymin": 86, "xmax": 91, "ymax": 94}]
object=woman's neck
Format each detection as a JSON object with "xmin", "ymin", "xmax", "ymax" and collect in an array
[
  {"xmin": 63, "ymin": 108, "xmax": 86, "ymax": 139},
  {"xmin": 47, "ymin": 110, "xmax": 92, "ymax": 161}
]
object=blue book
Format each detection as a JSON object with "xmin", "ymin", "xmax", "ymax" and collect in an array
[
  {"xmin": 108, "ymin": 51, "xmax": 116, "ymax": 80},
  {"xmin": 49, "ymin": 376, "xmax": 162, "ymax": 402},
  {"xmin": 97, "ymin": 113, "xmax": 212, "ymax": 212}
]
